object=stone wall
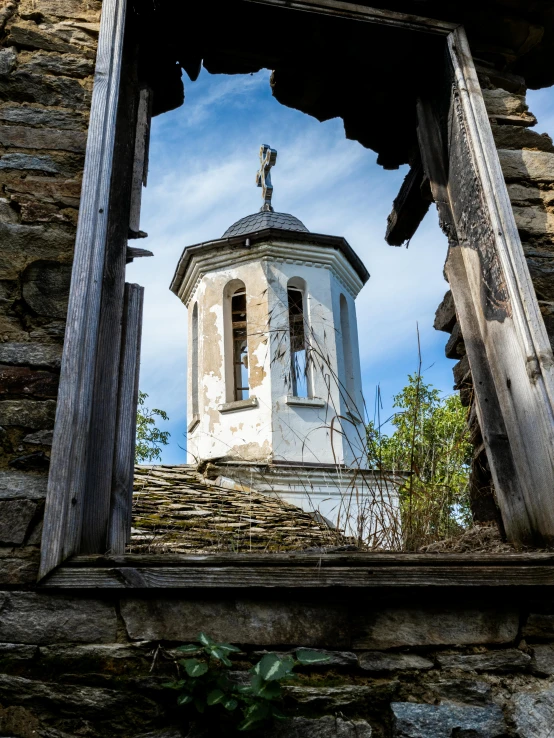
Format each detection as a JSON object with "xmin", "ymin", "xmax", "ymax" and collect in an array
[
  {"xmin": 434, "ymin": 64, "xmax": 554, "ymax": 523},
  {"xmin": 0, "ymin": 592, "xmax": 553, "ymax": 737},
  {"xmin": 0, "ymin": 0, "xmax": 99, "ymax": 585}
]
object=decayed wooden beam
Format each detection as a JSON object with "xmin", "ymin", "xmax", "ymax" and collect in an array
[
  {"xmin": 243, "ymin": 0, "xmax": 458, "ymax": 35},
  {"xmin": 39, "ymin": 0, "xmax": 128, "ymax": 580},
  {"xmin": 41, "ymin": 561, "xmax": 554, "ymax": 588},
  {"xmin": 445, "ymin": 28, "xmax": 554, "ymax": 545},
  {"xmin": 81, "ymin": 26, "xmax": 141, "ymax": 554},
  {"xmin": 129, "ymin": 87, "xmax": 152, "ymax": 236},
  {"xmin": 385, "ymin": 154, "xmax": 432, "ymax": 246},
  {"xmin": 126, "ymin": 246, "xmax": 153, "ymax": 263},
  {"xmin": 107, "ymin": 283, "xmax": 144, "ymax": 554},
  {"xmin": 60, "ymin": 552, "xmax": 554, "ymax": 567}
]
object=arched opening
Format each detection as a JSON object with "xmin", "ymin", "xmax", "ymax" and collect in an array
[
  {"xmin": 224, "ymin": 280, "xmax": 249, "ymax": 403},
  {"xmin": 340, "ymin": 293, "xmax": 355, "ymax": 407},
  {"xmin": 191, "ymin": 302, "xmax": 199, "ymax": 418},
  {"xmin": 287, "ymin": 278, "xmax": 309, "ymax": 398}
]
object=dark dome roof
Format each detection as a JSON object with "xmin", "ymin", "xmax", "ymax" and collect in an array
[{"xmin": 223, "ymin": 210, "xmax": 309, "ymax": 238}]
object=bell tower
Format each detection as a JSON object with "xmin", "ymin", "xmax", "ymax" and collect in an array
[{"xmin": 170, "ymin": 146, "xmax": 394, "ymax": 538}]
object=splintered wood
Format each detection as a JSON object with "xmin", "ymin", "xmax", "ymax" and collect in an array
[{"xmin": 129, "ymin": 465, "xmax": 351, "ymax": 553}]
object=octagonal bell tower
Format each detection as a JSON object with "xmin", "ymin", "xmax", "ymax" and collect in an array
[{"xmin": 170, "ymin": 146, "xmax": 393, "ymax": 538}]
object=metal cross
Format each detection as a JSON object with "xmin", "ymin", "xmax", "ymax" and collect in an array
[{"xmin": 256, "ymin": 144, "xmax": 277, "ymax": 212}]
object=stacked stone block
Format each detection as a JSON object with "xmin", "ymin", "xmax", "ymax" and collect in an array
[
  {"xmin": 0, "ymin": 595, "xmax": 553, "ymax": 736},
  {"xmin": 0, "ymin": 0, "xmax": 100, "ymax": 580}
]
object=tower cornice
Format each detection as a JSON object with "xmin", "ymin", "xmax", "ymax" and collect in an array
[{"xmin": 170, "ymin": 228, "xmax": 370, "ymax": 306}]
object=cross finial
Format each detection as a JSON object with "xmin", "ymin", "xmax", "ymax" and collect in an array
[{"xmin": 256, "ymin": 144, "xmax": 277, "ymax": 212}]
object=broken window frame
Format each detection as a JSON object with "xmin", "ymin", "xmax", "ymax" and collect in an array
[
  {"xmin": 288, "ymin": 284, "xmax": 310, "ymax": 399},
  {"xmin": 231, "ymin": 288, "xmax": 250, "ymax": 402},
  {"xmin": 38, "ymin": 0, "xmax": 554, "ymax": 582}
]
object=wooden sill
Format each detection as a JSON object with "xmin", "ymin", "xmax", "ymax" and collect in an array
[{"xmin": 39, "ymin": 552, "xmax": 554, "ymax": 589}]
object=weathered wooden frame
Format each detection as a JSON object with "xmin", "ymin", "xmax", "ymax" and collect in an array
[
  {"xmin": 39, "ymin": 0, "xmax": 554, "ymax": 581},
  {"xmin": 41, "ymin": 552, "xmax": 554, "ymax": 589}
]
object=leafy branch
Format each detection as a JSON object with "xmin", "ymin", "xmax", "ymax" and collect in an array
[{"xmin": 135, "ymin": 390, "xmax": 170, "ymax": 463}]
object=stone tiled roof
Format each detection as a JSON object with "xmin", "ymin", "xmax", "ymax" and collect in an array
[
  {"xmin": 222, "ymin": 211, "xmax": 309, "ymax": 238},
  {"xmin": 129, "ymin": 465, "xmax": 348, "ymax": 554}
]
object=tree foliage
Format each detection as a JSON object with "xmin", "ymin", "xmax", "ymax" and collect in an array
[
  {"xmin": 367, "ymin": 374, "xmax": 472, "ymax": 549},
  {"xmin": 135, "ymin": 391, "xmax": 170, "ymax": 463}
]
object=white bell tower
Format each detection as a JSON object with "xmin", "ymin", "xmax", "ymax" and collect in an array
[{"xmin": 170, "ymin": 146, "xmax": 396, "ymax": 540}]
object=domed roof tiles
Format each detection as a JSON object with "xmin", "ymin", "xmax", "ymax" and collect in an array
[{"xmin": 222, "ymin": 210, "xmax": 309, "ymax": 238}]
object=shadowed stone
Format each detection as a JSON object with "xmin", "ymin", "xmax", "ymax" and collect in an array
[
  {"xmin": 358, "ymin": 652, "xmax": 434, "ymax": 672},
  {"xmin": 352, "ymin": 608, "xmax": 518, "ymax": 649},
  {"xmin": 523, "ymin": 613, "xmax": 554, "ymax": 639},
  {"xmin": 286, "ymin": 685, "xmax": 394, "ymax": 708},
  {"xmin": 22, "ymin": 261, "xmax": 71, "ymax": 318},
  {"xmin": 391, "ymin": 702, "xmax": 506, "ymax": 738},
  {"xmin": 0, "ymin": 547, "xmax": 40, "ymax": 585},
  {"xmin": 498, "ymin": 150, "xmax": 554, "ymax": 182},
  {"xmin": 512, "ymin": 687, "xmax": 554, "ymax": 738},
  {"xmin": 0, "ymin": 499, "xmax": 37, "ymax": 544},
  {"xmin": 19, "ymin": 51, "xmax": 94, "ymax": 77},
  {"xmin": 0, "ymin": 399, "xmax": 56, "ymax": 429},
  {"xmin": 426, "ymin": 679, "xmax": 492, "ymax": 705},
  {"xmin": 0, "ymin": 470, "xmax": 47, "ymax": 499},
  {"xmin": 0, "ymin": 343, "xmax": 62, "ymax": 370},
  {"xmin": 531, "ymin": 644, "xmax": 554, "ymax": 676},
  {"xmin": 0, "ymin": 47, "xmax": 17, "ymax": 75},
  {"xmin": 120, "ymin": 598, "xmax": 349, "ymax": 647},
  {"xmin": 270, "ymin": 716, "xmax": 372, "ymax": 737},
  {"xmin": 0, "ymin": 673, "xmax": 159, "ymax": 723},
  {"xmin": 0, "ymin": 153, "xmax": 60, "ymax": 173},
  {"xmin": 253, "ymin": 649, "xmax": 357, "ymax": 667},
  {"xmin": 0, "ymin": 103, "xmax": 86, "ymax": 130},
  {"xmin": 0, "ymin": 593, "xmax": 117, "ymax": 644},
  {"xmin": 436, "ymin": 649, "xmax": 531, "ymax": 673}
]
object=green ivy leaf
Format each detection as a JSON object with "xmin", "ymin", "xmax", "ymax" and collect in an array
[
  {"xmin": 183, "ymin": 659, "xmax": 209, "ymax": 678},
  {"xmin": 295, "ymin": 649, "xmax": 331, "ymax": 665},
  {"xmin": 177, "ymin": 693, "xmax": 193, "ymax": 706},
  {"xmin": 210, "ymin": 647, "xmax": 233, "ymax": 666},
  {"xmin": 194, "ymin": 698, "xmax": 206, "ymax": 714},
  {"xmin": 223, "ymin": 697, "xmax": 238, "ymax": 711},
  {"xmin": 216, "ymin": 643, "xmax": 241, "ymax": 654},
  {"xmin": 206, "ymin": 689, "xmax": 225, "ymax": 706},
  {"xmin": 198, "ymin": 632, "xmax": 215, "ymax": 648},
  {"xmin": 177, "ymin": 644, "xmax": 201, "ymax": 653},
  {"xmin": 257, "ymin": 653, "xmax": 295, "ymax": 681},
  {"xmin": 238, "ymin": 701, "xmax": 271, "ymax": 731}
]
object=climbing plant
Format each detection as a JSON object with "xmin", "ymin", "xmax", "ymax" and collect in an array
[{"xmin": 163, "ymin": 632, "xmax": 329, "ymax": 733}]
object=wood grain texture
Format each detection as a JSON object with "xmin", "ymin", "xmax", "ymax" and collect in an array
[
  {"xmin": 445, "ymin": 247, "xmax": 532, "ymax": 541},
  {"xmin": 42, "ymin": 559, "xmax": 554, "ymax": 589},
  {"xmin": 63, "ymin": 552, "xmax": 554, "ymax": 566},
  {"xmin": 107, "ymin": 283, "xmax": 143, "ymax": 554},
  {"xmin": 129, "ymin": 87, "xmax": 151, "ymax": 233},
  {"xmin": 39, "ymin": 0, "xmax": 128, "ymax": 581},
  {"xmin": 385, "ymin": 155, "xmax": 431, "ymax": 246},
  {"xmin": 243, "ymin": 0, "xmax": 457, "ymax": 34},
  {"xmin": 446, "ymin": 28, "xmax": 554, "ymax": 543},
  {"xmin": 81, "ymin": 29, "xmax": 140, "ymax": 554}
]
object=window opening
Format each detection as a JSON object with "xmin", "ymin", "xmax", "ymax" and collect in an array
[
  {"xmin": 339, "ymin": 294, "xmax": 355, "ymax": 406},
  {"xmin": 232, "ymin": 288, "xmax": 249, "ymax": 401},
  {"xmin": 191, "ymin": 302, "xmax": 199, "ymax": 416},
  {"xmin": 288, "ymin": 287, "xmax": 309, "ymax": 398}
]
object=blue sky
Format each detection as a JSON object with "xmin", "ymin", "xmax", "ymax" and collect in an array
[{"xmin": 127, "ymin": 70, "xmax": 554, "ymax": 464}]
